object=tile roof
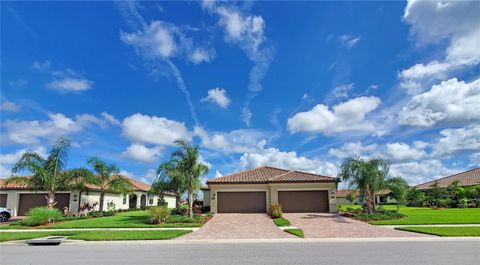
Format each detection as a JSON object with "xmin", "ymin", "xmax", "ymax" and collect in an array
[
  {"xmin": 206, "ymin": 166, "xmax": 336, "ymax": 184},
  {"xmin": 415, "ymin": 168, "xmax": 480, "ymax": 190},
  {"xmin": 336, "ymin": 190, "xmax": 360, "ymax": 198},
  {"xmin": 0, "ymin": 175, "xmax": 174, "ymax": 195}
]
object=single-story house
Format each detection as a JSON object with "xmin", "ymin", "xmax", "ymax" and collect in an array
[
  {"xmin": 415, "ymin": 168, "xmax": 480, "ymax": 190},
  {"xmin": 336, "ymin": 189, "xmax": 397, "ymax": 205},
  {"xmin": 204, "ymin": 166, "xmax": 338, "ymax": 213},
  {"xmin": 0, "ymin": 176, "xmax": 176, "ymax": 216}
]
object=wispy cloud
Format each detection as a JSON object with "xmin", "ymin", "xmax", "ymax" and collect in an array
[
  {"xmin": 202, "ymin": 1, "xmax": 274, "ymax": 126},
  {"xmin": 339, "ymin": 34, "xmax": 361, "ymax": 48},
  {"xmin": 32, "ymin": 61, "xmax": 93, "ymax": 93}
]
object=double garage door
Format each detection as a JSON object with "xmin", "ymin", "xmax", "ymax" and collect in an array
[
  {"xmin": 216, "ymin": 190, "xmax": 329, "ymax": 213},
  {"xmin": 18, "ymin": 193, "xmax": 70, "ymax": 216}
]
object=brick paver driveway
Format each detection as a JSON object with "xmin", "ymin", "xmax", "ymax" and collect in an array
[
  {"xmin": 284, "ymin": 213, "xmax": 430, "ymax": 238},
  {"xmin": 178, "ymin": 213, "xmax": 295, "ymax": 239}
]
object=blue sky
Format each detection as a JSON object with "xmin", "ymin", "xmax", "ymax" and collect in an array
[{"xmin": 1, "ymin": 1, "xmax": 479, "ymax": 187}]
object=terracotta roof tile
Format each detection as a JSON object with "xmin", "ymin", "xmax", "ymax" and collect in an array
[
  {"xmin": 415, "ymin": 168, "xmax": 480, "ymax": 190},
  {"xmin": 206, "ymin": 166, "xmax": 336, "ymax": 184},
  {"xmin": 336, "ymin": 190, "xmax": 360, "ymax": 197}
]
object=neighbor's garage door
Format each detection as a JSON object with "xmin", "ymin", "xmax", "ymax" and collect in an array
[
  {"xmin": 18, "ymin": 193, "xmax": 70, "ymax": 215},
  {"xmin": 217, "ymin": 191, "xmax": 266, "ymax": 213},
  {"xmin": 278, "ymin": 190, "xmax": 329, "ymax": 213},
  {"xmin": 0, "ymin": 194, "xmax": 7, "ymax": 207}
]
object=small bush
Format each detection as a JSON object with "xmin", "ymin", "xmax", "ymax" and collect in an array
[
  {"xmin": 273, "ymin": 218, "xmax": 291, "ymax": 226},
  {"xmin": 268, "ymin": 202, "xmax": 283, "ymax": 218},
  {"xmin": 106, "ymin": 201, "xmax": 116, "ymax": 211},
  {"xmin": 22, "ymin": 207, "xmax": 63, "ymax": 226},
  {"xmin": 166, "ymin": 214, "xmax": 203, "ymax": 223},
  {"xmin": 146, "ymin": 206, "xmax": 169, "ymax": 224},
  {"xmin": 355, "ymin": 210, "xmax": 406, "ymax": 221},
  {"xmin": 170, "ymin": 207, "xmax": 187, "ymax": 216},
  {"xmin": 200, "ymin": 205, "xmax": 210, "ymax": 213}
]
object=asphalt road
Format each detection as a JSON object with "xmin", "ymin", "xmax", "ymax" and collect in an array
[{"xmin": 1, "ymin": 240, "xmax": 479, "ymax": 265}]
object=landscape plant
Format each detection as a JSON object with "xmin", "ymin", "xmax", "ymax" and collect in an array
[
  {"xmin": 7, "ymin": 137, "xmax": 93, "ymax": 209},
  {"xmin": 338, "ymin": 157, "xmax": 408, "ymax": 214},
  {"xmin": 22, "ymin": 207, "xmax": 63, "ymax": 226},
  {"xmin": 146, "ymin": 206, "xmax": 169, "ymax": 224},
  {"xmin": 87, "ymin": 157, "xmax": 133, "ymax": 212},
  {"xmin": 269, "ymin": 202, "xmax": 283, "ymax": 218}
]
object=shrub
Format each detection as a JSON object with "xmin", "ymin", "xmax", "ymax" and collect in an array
[
  {"xmin": 268, "ymin": 202, "xmax": 283, "ymax": 218},
  {"xmin": 22, "ymin": 207, "xmax": 63, "ymax": 226},
  {"xmin": 146, "ymin": 206, "xmax": 169, "ymax": 224},
  {"xmin": 200, "ymin": 205, "xmax": 210, "ymax": 213},
  {"xmin": 170, "ymin": 207, "xmax": 187, "ymax": 216},
  {"xmin": 106, "ymin": 201, "xmax": 116, "ymax": 211},
  {"xmin": 355, "ymin": 210, "xmax": 406, "ymax": 221},
  {"xmin": 457, "ymin": 198, "xmax": 468, "ymax": 208},
  {"xmin": 166, "ymin": 214, "xmax": 203, "ymax": 223}
]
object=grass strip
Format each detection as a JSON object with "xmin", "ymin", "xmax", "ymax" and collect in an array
[
  {"xmin": 395, "ymin": 226, "xmax": 480, "ymax": 237},
  {"xmin": 0, "ymin": 230, "xmax": 191, "ymax": 242},
  {"xmin": 284, "ymin": 228, "xmax": 304, "ymax": 238},
  {"xmin": 273, "ymin": 218, "xmax": 291, "ymax": 227}
]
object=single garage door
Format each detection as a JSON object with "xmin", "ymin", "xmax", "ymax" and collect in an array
[
  {"xmin": 278, "ymin": 190, "xmax": 329, "ymax": 213},
  {"xmin": 217, "ymin": 191, "xmax": 266, "ymax": 213},
  {"xmin": 18, "ymin": 193, "xmax": 70, "ymax": 215},
  {"xmin": 0, "ymin": 194, "xmax": 7, "ymax": 207}
]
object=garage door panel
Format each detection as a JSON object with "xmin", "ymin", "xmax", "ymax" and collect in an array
[
  {"xmin": 18, "ymin": 193, "xmax": 70, "ymax": 215},
  {"xmin": 278, "ymin": 190, "xmax": 329, "ymax": 213},
  {"xmin": 217, "ymin": 192, "xmax": 266, "ymax": 213},
  {"xmin": 0, "ymin": 194, "xmax": 7, "ymax": 207}
]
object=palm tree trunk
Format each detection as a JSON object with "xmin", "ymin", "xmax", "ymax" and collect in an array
[
  {"xmin": 175, "ymin": 195, "xmax": 181, "ymax": 209},
  {"xmin": 47, "ymin": 191, "xmax": 56, "ymax": 209},
  {"xmin": 188, "ymin": 186, "xmax": 193, "ymax": 218},
  {"xmin": 99, "ymin": 191, "xmax": 105, "ymax": 212}
]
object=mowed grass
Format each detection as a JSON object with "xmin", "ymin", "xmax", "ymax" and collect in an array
[
  {"xmin": 284, "ymin": 229, "xmax": 304, "ymax": 238},
  {"xmin": 395, "ymin": 226, "xmax": 480, "ymax": 237},
  {"xmin": 338, "ymin": 205, "xmax": 480, "ymax": 225},
  {"xmin": 273, "ymin": 218, "xmax": 291, "ymax": 227},
  {"xmin": 0, "ymin": 211, "xmax": 202, "ymax": 230},
  {"xmin": 0, "ymin": 230, "xmax": 191, "ymax": 242}
]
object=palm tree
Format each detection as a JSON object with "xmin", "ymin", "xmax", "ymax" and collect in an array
[
  {"xmin": 160, "ymin": 140, "xmax": 208, "ymax": 218},
  {"xmin": 87, "ymin": 157, "xmax": 133, "ymax": 212},
  {"xmin": 339, "ymin": 157, "xmax": 407, "ymax": 214},
  {"xmin": 151, "ymin": 161, "xmax": 186, "ymax": 210},
  {"xmin": 7, "ymin": 137, "xmax": 92, "ymax": 209},
  {"xmin": 385, "ymin": 177, "xmax": 409, "ymax": 210}
]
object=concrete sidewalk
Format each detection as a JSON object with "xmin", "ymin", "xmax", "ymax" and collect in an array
[{"xmin": 0, "ymin": 227, "xmax": 199, "ymax": 232}]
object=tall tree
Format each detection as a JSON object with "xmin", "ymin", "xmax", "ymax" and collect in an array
[
  {"xmin": 385, "ymin": 177, "xmax": 409, "ymax": 210},
  {"xmin": 7, "ymin": 137, "xmax": 92, "ymax": 209},
  {"xmin": 87, "ymin": 157, "xmax": 133, "ymax": 212},
  {"xmin": 339, "ymin": 157, "xmax": 406, "ymax": 214},
  {"xmin": 159, "ymin": 140, "xmax": 208, "ymax": 218},
  {"xmin": 151, "ymin": 161, "xmax": 186, "ymax": 210}
]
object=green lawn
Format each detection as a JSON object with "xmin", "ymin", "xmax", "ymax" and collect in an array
[
  {"xmin": 338, "ymin": 205, "xmax": 480, "ymax": 225},
  {"xmin": 0, "ymin": 211, "xmax": 203, "ymax": 230},
  {"xmin": 273, "ymin": 218, "xmax": 291, "ymax": 227},
  {"xmin": 284, "ymin": 228, "xmax": 304, "ymax": 238},
  {"xmin": 0, "ymin": 230, "xmax": 191, "ymax": 242},
  {"xmin": 395, "ymin": 226, "xmax": 480, "ymax": 237}
]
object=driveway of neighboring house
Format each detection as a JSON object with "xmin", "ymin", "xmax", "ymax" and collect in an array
[
  {"xmin": 284, "ymin": 213, "xmax": 431, "ymax": 238},
  {"xmin": 177, "ymin": 214, "xmax": 295, "ymax": 239}
]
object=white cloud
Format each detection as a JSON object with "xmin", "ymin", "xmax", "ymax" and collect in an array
[
  {"xmin": 239, "ymin": 146, "xmax": 338, "ymax": 177},
  {"xmin": 287, "ymin": 96, "xmax": 381, "ymax": 135},
  {"xmin": 390, "ymin": 159, "xmax": 459, "ymax": 185},
  {"xmin": 241, "ymin": 108, "xmax": 253, "ymax": 127},
  {"xmin": 338, "ymin": 34, "xmax": 361, "ymax": 48},
  {"xmin": 431, "ymin": 125, "xmax": 480, "ymax": 158},
  {"xmin": 399, "ymin": 78, "xmax": 480, "ymax": 127},
  {"xmin": 399, "ymin": 0, "xmax": 480, "ymax": 93},
  {"xmin": 2, "ymin": 112, "xmax": 118, "ymax": 144},
  {"xmin": 0, "ymin": 147, "xmax": 47, "ymax": 165},
  {"xmin": 331, "ymin": 83, "xmax": 354, "ymax": 99},
  {"xmin": 119, "ymin": 170, "xmax": 135, "ymax": 178},
  {"xmin": 0, "ymin": 101, "xmax": 21, "ymax": 112},
  {"xmin": 121, "ymin": 144, "xmax": 162, "ymax": 163},
  {"xmin": 122, "ymin": 113, "xmax": 191, "ymax": 146},
  {"xmin": 328, "ymin": 142, "xmax": 378, "ymax": 159},
  {"xmin": 101, "ymin": 112, "xmax": 121, "ymax": 126},
  {"xmin": 201, "ymin": 88, "xmax": 231, "ymax": 108},
  {"xmin": 469, "ymin": 153, "xmax": 480, "ymax": 167},
  {"xmin": 194, "ymin": 126, "xmax": 267, "ymax": 154},
  {"xmin": 31, "ymin": 61, "xmax": 51, "ymax": 71},
  {"xmin": 385, "ymin": 142, "xmax": 426, "ymax": 163},
  {"xmin": 214, "ymin": 170, "xmax": 223, "ymax": 178},
  {"xmin": 32, "ymin": 61, "xmax": 93, "ymax": 93},
  {"xmin": 190, "ymin": 47, "xmax": 215, "ymax": 64}
]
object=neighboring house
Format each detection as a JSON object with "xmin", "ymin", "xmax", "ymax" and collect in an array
[
  {"xmin": 415, "ymin": 168, "xmax": 480, "ymax": 190},
  {"xmin": 336, "ymin": 189, "xmax": 396, "ymax": 205},
  {"xmin": 201, "ymin": 185, "xmax": 210, "ymax": 207},
  {"xmin": 0, "ymin": 177, "xmax": 176, "ymax": 216},
  {"xmin": 205, "ymin": 166, "xmax": 338, "ymax": 213}
]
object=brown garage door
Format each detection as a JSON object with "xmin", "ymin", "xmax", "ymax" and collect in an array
[
  {"xmin": 217, "ymin": 192, "xmax": 266, "ymax": 213},
  {"xmin": 0, "ymin": 194, "xmax": 7, "ymax": 207},
  {"xmin": 278, "ymin": 190, "xmax": 329, "ymax": 213},
  {"xmin": 18, "ymin": 193, "xmax": 70, "ymax": 215}
]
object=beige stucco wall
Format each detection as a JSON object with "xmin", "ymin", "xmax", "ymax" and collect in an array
[
  {"xmin": 0, "ymin": 190, "xmax": 176, "ymax": 216},
  {"xmin": 208, "ymin": 182, "xmax": 337, "ymax": 214},
  {"xmin": 202, "ymin": 190, "xmax": 210, "ymax": 206}
]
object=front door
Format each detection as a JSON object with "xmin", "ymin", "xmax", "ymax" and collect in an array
[{"xmin": 129, "ymin": 194, "xmax": 137, "ymax": 209}]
